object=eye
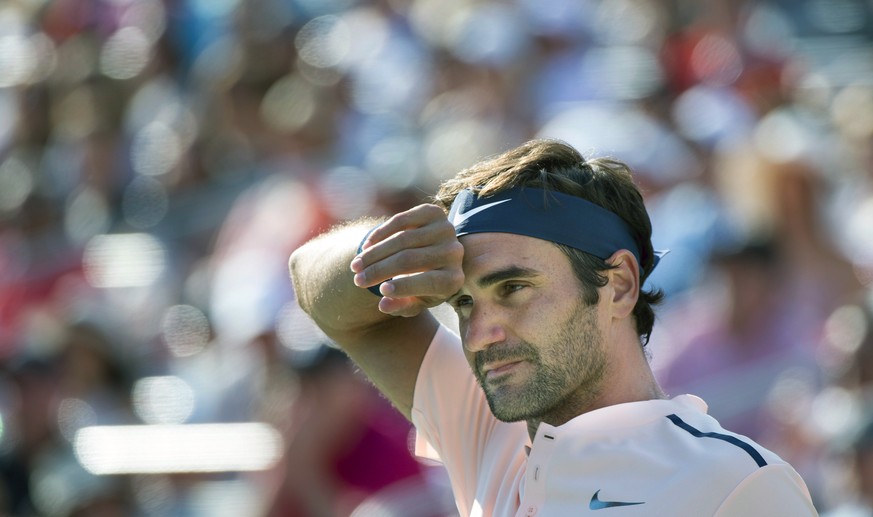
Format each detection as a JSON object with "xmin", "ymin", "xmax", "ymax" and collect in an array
[
  {"xmin": 450, "ymin": 295, "xmax": 473, "ymax": 311},
  {"xmin": 501, "ymin": 283, "xmax": 526, "ymax": 296}
]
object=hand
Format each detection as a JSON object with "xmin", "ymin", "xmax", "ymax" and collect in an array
[{"xmin": 350, "ymin": 204, "xmax": 464, "ymax": 317}]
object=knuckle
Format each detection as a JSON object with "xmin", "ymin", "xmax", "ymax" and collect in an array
[
  {"xmin": 436, "ymin": 222, "xmax": 456, "ymax": 240},
  {"xmin": 448, "ymin": 270, "xmax": 465, "ymax": 289},
  {"xmin": 384, "ymin": 213, "xmax": 404, "ymax": 229},
  {"xmin": 421, "ymin": 203, "xmax": 443, "ymax": 216},
  {"xmin": 435, "ymin": 211, "xmax": 454, "ymax": 227},
  {"xmin": 391, "ymin": 207, "xmax": 416, "ymax": 224},
  {"xmin": 364, "ymin": 263, "xmax": 384, "ymax": 283},
  {"xmin": 395, "ymin": 249, "xmax": 422, "ymax": 270},
  {"xmin": 438, "ymin": 241, "xmax": 464, "ymax": 265},
  {"xmin": 446, "ymin": 240, "xmax": 464, "ymax": 259}
]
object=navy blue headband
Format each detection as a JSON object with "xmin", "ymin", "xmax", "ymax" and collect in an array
[{"xmin": 449, "ymin": 187, "xmax": 665, "ymax": 272}]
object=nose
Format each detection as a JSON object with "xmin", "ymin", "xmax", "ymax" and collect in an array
[{"xmin": 462, "ymin": 303, "xmax": 507, "ymax": 353}]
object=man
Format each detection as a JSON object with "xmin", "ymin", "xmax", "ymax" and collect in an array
[{"xmin": 289, "ymin": 140, "xmax": 817, "ymax": 516}]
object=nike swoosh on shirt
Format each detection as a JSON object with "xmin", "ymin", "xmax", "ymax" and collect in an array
[
  {"xmin": 589, "ymin": 490, "xmax": 645, "ymax": 510},
  {"xmin": 451, "ymin": 199, "xmax": 511, "ymax": 227}
]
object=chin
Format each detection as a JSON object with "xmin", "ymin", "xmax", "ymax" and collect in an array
[
  {"xmin": 489, "ymin": 407, "xmax": 529, "ymax": 423},
  {"xmin": 484, "ymin": 389, "xmax": 534, "ymax": 423}
]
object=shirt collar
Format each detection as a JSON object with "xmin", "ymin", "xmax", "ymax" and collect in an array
[{"xmin": 533, "ymin": 395, "xmax": 708, "ymax": 443}]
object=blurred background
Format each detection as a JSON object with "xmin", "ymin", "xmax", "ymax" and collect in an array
[{"xmin": 1, "ymin": 0, "xmax": 873, "ymax": 515}]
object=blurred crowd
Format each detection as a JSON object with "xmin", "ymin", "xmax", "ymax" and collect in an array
[{"xmin": 1, "ymin": 0, "xmax": 873, "ymax": 515}]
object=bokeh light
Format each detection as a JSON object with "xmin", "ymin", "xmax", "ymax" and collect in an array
[
  {"xmin": 132, "ymin": 376, "xmax": 196, "ymax": 425},
  {"xmin": 0, "ymin": 34, "xmax": 37, "ymax": 88},
  {"xmin": 592, "ymin": 0, "xmax": 662, "ymax": 45},
  {"xmin": 74, "ymin": 423, "xmax": 283, "ymax": 474},
  {"xmin": 753, "ymin": 109, "xmax": 811, "ymax": 163},
  {"xmin": 691, "ymin": 33, "xmax": 744, "ymax": 86},
  {"xmin": 260, "ymin": 74, "xmax": 318, "ymax": 132},
  {"xmin": 131, "ymin": 122, "xmax": 183, "ymax": 177},
  {"xmin": 824, "ymin": 305, "xmax": 869, "ymax": 355},
  {"xmin": 295, "ymin": 15, "xmax": 351, "ymax": 69},
  {"xmin": 276, "ymin": 301, "xmax": 330, "ymax": 360},
  {"xmin": 446, "ymin": 3, "xmax": 529, "ymax": 66},
  {"xmin": 831, "ymin": 84, "xmax": 873, "ymax": 140},
  {"xmin": 57, "ymin": 398, "xmax": 97, "ymax": 442},
  {"xmin": 742, "ymin": 3, "xmax": 796, "ymax": 59},
  {"xmin": 347, "ymin": 39, "xmax": 432, "ymax": 115},
  {"xmin": 83, "ymin": 233, "xmax": 167, "ymax": 288},
  {"xmin": 812, "ymin": 386, "xmax": 862, "ymax": 439},
  {"xmin": 99, "ymin": 26, "xmax": 151, "ymax": 80},
  {"xmin": 121, "ymin": 0, "xmax": 167, "ymax": 44},
  {"xmin": 161, "ymin": 305, "xmax": 211, "ymax": 358},
  {"xmin": 672, "ymin": 86, "xmax": 753, "ymax": 145},
  {"xmin": 65, "ymin": 187, "xmax": 111, "ymax": 245},
  {"xmin": 847, "ymin": 198, "xmax": 873, "ymax": 267},
  {"xmin": 0, "ymin": 154, "xmax": 34, "ymax": 213}
]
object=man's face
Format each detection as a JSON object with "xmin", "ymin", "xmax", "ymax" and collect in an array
[{"xmin": 449, "ymin": 233, "xmax": 609, "ymax": 423}]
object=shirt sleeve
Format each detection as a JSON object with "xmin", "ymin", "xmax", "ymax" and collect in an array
[
  {"xmin": 714, "ymin": 464, "xmax": 819, "ymax": 516},
  {"xmin": 411, "ymin": 324, "xmax": 528, "ymax": 515}
]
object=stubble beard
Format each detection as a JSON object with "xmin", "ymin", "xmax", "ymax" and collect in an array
[{"xmin": 474, "ymin": 301, "xmax": 607, "ymax": 423}]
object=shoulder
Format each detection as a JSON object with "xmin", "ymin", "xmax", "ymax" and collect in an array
[
  {"xmin": 659, "ymin": 406, "xmax": 816, "ymax": 514},
  {"xmin": 713, "ymin": 464, "xmax": 818, "ymax": 516},
  {"xmin": 661, "ymin": 411, "xmax": 775, "ymax": 470},
  {"xmin": 657, "ymin": 402, "xmax": 794, "ymax": 485}
]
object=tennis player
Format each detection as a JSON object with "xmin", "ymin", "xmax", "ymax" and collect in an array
[{"xmin": 289, "ymin": 140, "xmax": 817, "ymax": 516}]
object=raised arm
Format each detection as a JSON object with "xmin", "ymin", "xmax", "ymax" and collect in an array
[{"xmin": 288, "ymin": 204, "xmax": 464, "ymax": 419}]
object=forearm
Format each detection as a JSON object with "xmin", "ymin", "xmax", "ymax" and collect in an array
[
  {"xmin": 289, "ymin": 219, "xmax": 390, "ymax": 338},
  {"xmin": 288, "ymin": 219, "xmax": 437, "ymax": 419},
  {"xmin": 288, "ymin": 205, "xmax": 463, "ymax": 419}
]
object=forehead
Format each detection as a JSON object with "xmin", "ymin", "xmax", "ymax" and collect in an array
[{"xmin": 458, "ymin": 232, "xmax": 571, "ymax": 278}]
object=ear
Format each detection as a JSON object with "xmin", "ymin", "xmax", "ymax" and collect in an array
[{"xmin": 605, "ymin": 249, "xmax": 639, "ymax": 319}]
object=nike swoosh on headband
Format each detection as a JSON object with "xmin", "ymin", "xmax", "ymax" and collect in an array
[{"xmin": 451, "ymin": 199, "xmax": 511, "ymax": 227}]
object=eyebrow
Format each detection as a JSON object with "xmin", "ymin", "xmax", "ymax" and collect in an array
[
  {"xmin": 477, "ymin": 266, "xmax": 540, "ymax": 289},
  {"xmin": 448, "ymin": 266, "xmax": 542, "ymax": 303}
]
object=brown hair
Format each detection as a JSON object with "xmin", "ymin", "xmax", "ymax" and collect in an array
[{"xmin": 432, "ymin": 139, "xmax": 664, "ymax": 345}]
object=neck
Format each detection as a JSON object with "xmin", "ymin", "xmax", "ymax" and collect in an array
[
  {"xmin": 525, "ymin": 380, "xmax": 665, "ymax": 440},
  {"xmin": 525, "ymin": 344, "xmax": 666, "ymax": 441}
]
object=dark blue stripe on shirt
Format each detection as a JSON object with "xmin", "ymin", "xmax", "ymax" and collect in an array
[{"xmin": 666, "ymin": 414, "xmax": 767, "ymax": 468}]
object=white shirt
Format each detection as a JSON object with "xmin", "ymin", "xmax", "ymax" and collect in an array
[{"xmin": 412, "ymin": 325, "xmax": 818, "ymax": 516}]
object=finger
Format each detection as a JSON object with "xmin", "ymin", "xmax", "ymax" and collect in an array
[
  {"xmin": 353, "ymin": 240, "xmax": 462, "ymax": 288},
  {"xmin": 357, "ymin": 226, "xmax": 436, "ymax": 269},
  {"xmin": 361, "ymin": 204, "xmax": 447, "ymax": 250},
  {"xmin": 355, "ymin": 222, "xmax": 456, "ymax": 274},
  {"xmin": 377, "ymin": 296, "xmax": 428, "ymax": 317},
  {"xmin": 379, "ymin": 269, "xmax": 465, "ymax": 299}
]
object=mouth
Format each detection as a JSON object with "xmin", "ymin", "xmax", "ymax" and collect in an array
[{"xmin": 482, "ymin": 360, "xmax": 525, "ymax": 380}]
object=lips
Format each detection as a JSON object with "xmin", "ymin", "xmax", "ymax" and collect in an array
[
  {"xmin": 482, "ymin": 360, "xmax": 524, "ymax": 379},
  {"xmin": 475, "ymin": 344, "xmax": 535, "ymax": 382}
]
